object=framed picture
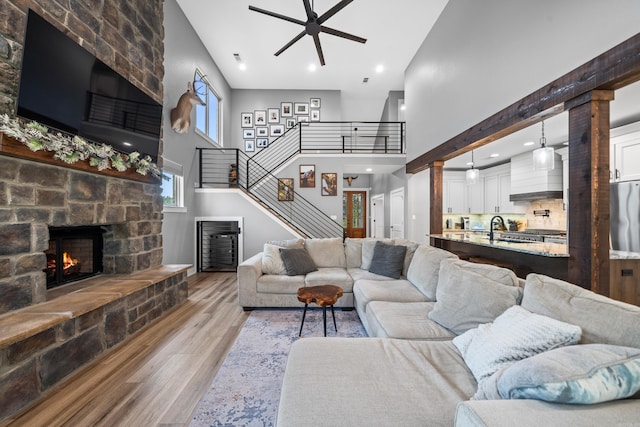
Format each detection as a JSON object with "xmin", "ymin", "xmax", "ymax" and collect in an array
[
  {"xmin": 299, "ymin": 164, "xmax": 315, "ymax": 188},
  {"xmin": 256, "ymin": 138, "xmax": 269, "ymax": 148},
  {"xmin": 310, "ymin": 98, "xmax": 321, "ymax": 108},
  {"xmin": 270, "ymin": 124, "xmax": 284, "ymax": 137},
  {"xmin": 268, "ymin": 108, "xmax": 280, "ymax": 123},
  {"xmin": 245, "ymin": 140, "xmax": 255, "ymax": 152},
  {"xmin": 278, "ymin": 178, "xmax": 294, "ymax": 202},
  {"xmin": 321, "ymin": 172, "xmax": 337, "ymax": 196},
  {"xmin": 310, "ymin": 110, "xmax": 320, "ymax": 121},
  {"xmin": 243, "ymin": 128, "xmax": 255, "ymax": 139},
  {"xmin": 241, "ymin": 112, "xmax": 253, "ymax": 128},
  {"xmin": 297, "ymin": 116, "xmax": 309, "ymax": 123},
  {"xmin": 254, "ymin": 110, "xmax": 267, "ymax": 125},
  {"xmin": 256, "ymin": 126, "xmax": 268, "ymax": 137},
  {"xmin": 281, "ymin": 102, "xmax": 293, "ymax": 117},
  {"xmin": 286, "ymin": 118, "xmax": 296, "ymax": 128},
  {"xmin": 294, "ymin": 102, "xmax": 309, "ymax": 115}
]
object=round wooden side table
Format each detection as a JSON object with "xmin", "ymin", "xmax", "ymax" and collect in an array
[{"xmin": 296, "ymin": 285, "xmax": 344, "ymax": 337}]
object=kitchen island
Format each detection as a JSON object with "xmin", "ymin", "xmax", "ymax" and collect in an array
[{"xmin": 430, "ymin": 232, "xmax": 570, "ymax": 282}]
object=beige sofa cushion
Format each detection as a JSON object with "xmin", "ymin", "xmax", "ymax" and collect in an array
[
  {"xmin": 366, "ymin": 301, "xmax": 456, "ymax": 340},
  {"xmin": 304, "ymin": 237, "xmax": 346, "ymax": 268},
  {"xmin": 394, "ymin": 239, "xmax": 420, "ymax": 277},
  {"xmin": 428, "ymin": 259, "xmax": 522, "ymax": 334},
  {"xmin": 521, "ymin": 273, "xmax": 640, "ymax": 347},
  {"xmin": 406, "ymin": 245, "xmax": 458, "ymax": 300},
  {"xmin": 256, "ymin": 274, "xmax": 306, "ymax": 294},
  {"xmin": 277, "ymin": 338, "xmax": 477, "ymax": 427},
  {"xmin": 344, "ymin": 238, "xmax": 363, "ymax": 268},
  {"xmin": 305, "ymin": 268, "xmax": 354, "ymax": 292},
  {"xmin": 353, "ymin": 279, "xmax": 429, "ymax": 317}
]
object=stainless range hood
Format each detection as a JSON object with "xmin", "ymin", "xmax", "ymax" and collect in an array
[{"xmin": 509, "ymin": 151, "xmax": 563, "ymax": 201}]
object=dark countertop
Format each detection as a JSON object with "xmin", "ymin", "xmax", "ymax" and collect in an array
[{"xmin": 429, "ymin": 232, "xmax": 570, "ymax": 257}]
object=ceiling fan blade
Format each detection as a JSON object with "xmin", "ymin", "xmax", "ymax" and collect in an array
[
  {"xmin": 275, "ymin": 30, "xmax": 306, "ymax": 56},
  {"xmin": 302, "ymin": 0, "xmax": 315, "ymax": 21},
  {"xmin": 320, "ymin": 25, "xmax": 367, "ymax": 44},
  {"xmin": 312, "ymin": 34, "xmax": 326, "ymax": 66},
  {"xmin": 317, "ymin": 0, "xmax": 353, "ymax": 25},
  {"xmin": 248, "ymin": 5, "xmax": 306, "ymax": 26}
]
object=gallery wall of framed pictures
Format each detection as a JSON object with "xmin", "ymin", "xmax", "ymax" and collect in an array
[{"xmin": 241, "ymin": 97, "xmax": 322, "ymax": 153}]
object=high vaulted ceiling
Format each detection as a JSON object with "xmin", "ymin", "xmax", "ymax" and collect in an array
[
  {"xmin": 176, "ymin": 0, "xmax": 448, "ymax": 100},
  {"xmin": 176, "ymin": 1, "xmax": 640, "ymax": 171}
]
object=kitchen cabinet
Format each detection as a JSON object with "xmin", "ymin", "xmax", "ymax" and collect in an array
[
  {"xmin": 467, "ymin": 179, "xmax": 484, "ymax": 214},
  {"xmin": 610, "ymin": 122, "xmax": 640, "ymax": 182},
  {"xmin": 483, "ymin": 163, "xmax": 524, "ymax": 213},
  {"xmin": 610, "ymin": 258, "xmax": 640, "ymax": 306},
  {"xmin": 443, "ymin": 171, "xmax": 467, "ymax": 213}
]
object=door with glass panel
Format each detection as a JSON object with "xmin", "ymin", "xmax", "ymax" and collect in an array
[{"xmin": 343, "ymin": 191, "xmax": 367, "ymax": 238}]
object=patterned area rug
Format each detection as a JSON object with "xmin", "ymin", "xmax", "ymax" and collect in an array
[{"xmin": 190, "ymin": 308, "xmax": 367, "ymax": 427}]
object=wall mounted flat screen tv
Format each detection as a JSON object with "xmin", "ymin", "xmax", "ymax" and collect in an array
[{"xmin": 17, "ymin": 10, "xmax": 162, "ymax": 162}]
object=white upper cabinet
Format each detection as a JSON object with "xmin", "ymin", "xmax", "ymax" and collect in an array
[
  {"xmin": 611, "ymin": 124, "xmax": 640, "ymax": 182},
  {"xmin": 483, "ymin": 163, "xmax": 523, "ymax": 213},
  {"xmin": 443, "ymin": 171, "xmax": 467, "ymax": 213}
]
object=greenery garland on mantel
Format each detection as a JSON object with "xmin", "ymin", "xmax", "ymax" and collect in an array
[{"xmin": 0, "ymin": 114, "xmax": 162, "ymax": 178}]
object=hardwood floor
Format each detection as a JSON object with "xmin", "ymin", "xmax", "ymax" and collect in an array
[{"xmin": 2, "ymin": 272, "xmax": 249, "ymax": 427}]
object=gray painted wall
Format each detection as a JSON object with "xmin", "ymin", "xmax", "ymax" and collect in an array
[
  {"xmin": 162, "ymin": 0, "xmax": 233, "ymax": 271},
  {"xmin": 404, "ymin": 0, "xmax": 640, "ymax": 242}
]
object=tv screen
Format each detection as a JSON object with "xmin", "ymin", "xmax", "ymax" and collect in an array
[{"xmin": 17, "ymin": 10, "xmax": 162, "ymax": 162}]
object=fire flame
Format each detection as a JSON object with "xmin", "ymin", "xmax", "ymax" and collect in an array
[{"xmin": 62, "ymin": 252, "xmax": 79, "ymax": 269}]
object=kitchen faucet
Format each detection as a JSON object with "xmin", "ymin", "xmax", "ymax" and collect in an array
[{"xmin": 489, "ymin": 215, "xmax": 505, "ymax": 242}]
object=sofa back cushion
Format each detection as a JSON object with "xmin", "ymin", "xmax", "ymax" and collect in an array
[
  {"xmin": 344, "ymin": 238, "xmax": 363, "ymax": 268},
  {"xmin": 304, "ymin": 237, "xmax": 346, "ymax": 268},
  {"xmin": 428, "ymin": 259, "xmax": 523, "ymax": 334},
  {"xmin": 521, "ymin": 273, "xmax": 640, "ymax": 348},
  {"xmin": 394, "ymin": 239, "xmax": 420, "ymax": 277},
  {"xmin": 406, "ymin": 245, "xmax": 458, "ymax": 300}
]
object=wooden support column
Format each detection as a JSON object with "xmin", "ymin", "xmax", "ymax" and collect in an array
[
  {"xmin": 430, "ymin": 161, "xmax": 444, "ymax": 235},
  {"xmin": 566, "ymin": 90, "xmax": 614, "ymax": 295}
]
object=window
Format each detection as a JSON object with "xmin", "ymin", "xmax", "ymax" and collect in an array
[
  {"xmin": 194, "ymin": 69, "xmax": 222, "ymax": 146},
  {"xmin": 162, "ymin": 158, "xmax": 186, "ymax": 212}
]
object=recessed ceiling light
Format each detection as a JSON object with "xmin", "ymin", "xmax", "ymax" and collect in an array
[
  {"xmin": 523, "ymin": 141, "xmax": 535, "ymax": 146},
  {"xmin": 238, "ymin": 63, "xmax": 247, "ymax": 71},
  {"xmin": 490, "ymin": 153, "xmax": 500, "ymax": 158},
  {"xmin": 366, "ymin": 168, "xmax": 372, "ymax": 172},
  {"xmin": 375, "ymin": 64, "xmax": 384, "ymax": 73},
  {"xmin": 400, "ymin": 104, "xmax": 406, "ymax": 111},
  {"xmin": 308, "ymin": 63, "xmax": 316, "ymax": 72}
]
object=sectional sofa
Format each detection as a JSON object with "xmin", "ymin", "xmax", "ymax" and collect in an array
[{"xmin": 237, "ymin": 238, "xmax": 640, "ymax": 426}]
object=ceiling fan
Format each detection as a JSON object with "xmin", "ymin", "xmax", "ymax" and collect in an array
[{"xmin": 248, "ymin": 0, "xmax": 367, "ymax": 66}]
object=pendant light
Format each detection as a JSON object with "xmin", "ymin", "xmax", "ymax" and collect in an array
[
  {"xmin": 532, "ymin": 120, "xmax": 554, "ymax": 171},
  {"xmin": 466, "ymin": 150, "xmax": 479, "ymax": 184}
]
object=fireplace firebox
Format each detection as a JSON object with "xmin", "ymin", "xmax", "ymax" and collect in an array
[{"xmin": 45, "ymin": 226, "xmax": 104, "ymax": 289}]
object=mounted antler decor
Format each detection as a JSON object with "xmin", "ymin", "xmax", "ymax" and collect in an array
[
  {"xmin": 170, "ymin": 81, "xmax": 205, "ymax": 134},
  {"xmin": 344, "ymin": 175, "xmax": 358, "ymax": 186}
]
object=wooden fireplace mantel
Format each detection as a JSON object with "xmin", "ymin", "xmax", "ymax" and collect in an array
[{"xmin": 0, "ymin": 131, "xmax": 160, "ymax": 184}]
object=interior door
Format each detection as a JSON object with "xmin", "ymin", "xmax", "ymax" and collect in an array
[
  {"xmin": 390, "ymin": 188, "xmax": 404, "ymax": 239},
  {"xmin": 343, "ymin": 191, "xmax": 367, "ymax": 238},
  {"xmin": 371, "ymin": 194, "xmax": 385, "ymax": 238}
]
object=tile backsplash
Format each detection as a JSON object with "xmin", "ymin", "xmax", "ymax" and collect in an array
[
  {"xmin": 525, "ymin": 199, "xmax": 566, "ymax": 230},
  {"xmin": 443, "ymin": 199, "xmax": 567, "ymax": 231}
]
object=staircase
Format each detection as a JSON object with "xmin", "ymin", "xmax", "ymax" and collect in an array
[{"xmin": 197, "ymin": 121, "xmax": 405, "ymax": 238}]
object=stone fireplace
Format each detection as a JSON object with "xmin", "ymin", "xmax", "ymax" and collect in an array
[{"xmin": 45, "ymin": 226, "xmax": 104, "ymax": 289}]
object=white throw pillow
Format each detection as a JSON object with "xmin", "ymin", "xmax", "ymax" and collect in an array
[
  {"xmin": 261, "ymin": 243, "xmax": 287, "ymax": 275},
  {"xmin": 453, "ymin": 305, "xmax": 582, "ymax": 384}
]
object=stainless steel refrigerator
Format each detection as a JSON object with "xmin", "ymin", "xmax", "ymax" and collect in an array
[{"xmin": 610, "ymin": 180, "xmax": 640, "ymax": 252}]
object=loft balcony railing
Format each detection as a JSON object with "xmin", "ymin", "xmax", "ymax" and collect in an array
[{"xmin": 196, "ymin": 121, "xmax": 405, "ymax": 239}]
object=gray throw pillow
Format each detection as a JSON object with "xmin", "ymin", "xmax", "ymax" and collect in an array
[
  {"xmin": 279, "ymin": 248, "xmax": 317, "ymax": 276},
  {"xmin": 368, "ymin": 241, "xmax": 407, "ymax": 279}
]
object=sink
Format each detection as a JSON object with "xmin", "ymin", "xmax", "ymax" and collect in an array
[{"xmin": 495, "ymin": 238, "xmax": 535, "ymax": 244}]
